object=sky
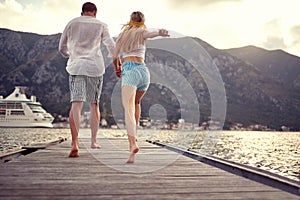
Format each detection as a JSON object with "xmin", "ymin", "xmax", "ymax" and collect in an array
[{"xmin": 1, "ymin": 0, "xmax": 300, "ymax": 57}]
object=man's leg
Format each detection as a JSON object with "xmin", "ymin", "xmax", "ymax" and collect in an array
[
  {"xmin": 69, "ymin": 101, "xmax": 83, "ymax": 157},
  {"xmin": 90, "ymin": 103, "xmax": 101, "ymax": 148},
  {"xmin": 86, "ymin": 75, "xmax": 103, "ymax": 148}
]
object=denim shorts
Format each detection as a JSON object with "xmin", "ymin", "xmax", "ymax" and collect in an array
[
  {"xmin": 69, "ymin": 75, "xmax": 103, "ymax": 103},
  {"xmin": 122, "ymin": 62, "xmax": 150, "ymax": 91}
]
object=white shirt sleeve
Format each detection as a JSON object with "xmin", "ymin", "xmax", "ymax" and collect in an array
[
  {"xmin": 101, "ymin": 24, "xmax": 115, "ymax": 58},
  {"xmin": 58, "ymin": 24, "xmax": 70, "ymax": 58}
]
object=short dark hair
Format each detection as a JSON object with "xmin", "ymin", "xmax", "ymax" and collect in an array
[{"xmin": 82, "ymin": 2, "xmax": 97, "ymax": 13}]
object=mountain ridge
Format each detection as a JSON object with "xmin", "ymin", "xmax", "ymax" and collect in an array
[{"xmin": 0, "ymin": 28, "xmax": 299, "ymax": 130}]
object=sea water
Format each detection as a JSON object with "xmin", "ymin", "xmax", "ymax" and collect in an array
[
  {"xmin": 0, "ymin": 128, "xmax": 70, "ymax": 152},
  {"xmin": 0, "ymin": 128, "xmax": 299, "ymax": 181}
]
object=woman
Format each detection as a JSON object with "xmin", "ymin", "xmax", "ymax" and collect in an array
[{"xmin": 113, "ymin": 11, "xmax": 169, "ymax": 163}]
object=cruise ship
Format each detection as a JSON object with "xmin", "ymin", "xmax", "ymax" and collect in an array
[{"xmin": 0, "ymin": 87, "xmax": 54, "ymax": 128}]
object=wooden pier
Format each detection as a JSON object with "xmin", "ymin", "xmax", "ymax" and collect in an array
[{"xmin": 0, "ymin": 130, "xmax": 299, "ymax": 199}]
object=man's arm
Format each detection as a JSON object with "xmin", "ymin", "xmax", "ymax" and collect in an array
[
  {"xmin": 102, "ymin": 24, "xmax": 122, "ymax": 78},
  {"xmin": 102, "ymin": 24, "xmax": 116, "ymax": 58},
  {"xmin": 58, "ymin": 26, "xmax": 70, "ymax": 58}
]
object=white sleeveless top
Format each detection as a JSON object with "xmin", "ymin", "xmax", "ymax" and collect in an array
[{"xmin": 122, "ymin": 45, "xmax": 146, "ymax": 60}]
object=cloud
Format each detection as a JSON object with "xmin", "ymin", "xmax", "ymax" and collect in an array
[
  {"xmin": 1, "ymin": 0, "xmax": 300, "ymax": 57},
  {"xmin": 262, "ymin": 36, "xmax": 287, "ymax": 50},
  {"xmin": 260, "ymin": 19, "xmax": 286, "ymax": 49},
  {"xmin": 290, "ymin": 25, "xmax": 300, "ymax": 44},
  {"xmin": 263, "ymin": 19, "xmax": 283, "ymax": 34},
  {"xmin": 0, "ymin": 0, "xmax": 170, "ymax": 35},
  {"xmin": 167, "ymin": 0, "xmax": 242, "ymax": 9},
  {"xmin": 288, "ymin": 25, "xmax": 300, "ymax": 56},
  {"xmin": 0, "ymin": 0, "xmax": 82, "ymax": 34},
  {"xmin": 259, "ymin": 19, "xmax": 300, "ymax": 56}
]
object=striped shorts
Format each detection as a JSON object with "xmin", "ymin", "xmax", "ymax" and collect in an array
[
  {"xmin": 122, "ymin": 62, "xmax": 150, "ymax": 91},
  {"xmin": 69, "ymin": 75, "xmax": 103, "ymax": 103}
]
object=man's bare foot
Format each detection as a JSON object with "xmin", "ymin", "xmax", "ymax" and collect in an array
[
  {"xmin": 68, "ymin": 149, "xmax": 79, "ymax": 157},
  {"xmin": 126, "ymin": 145, "xmax": 139, "ymax": 163},
  {"xmin": 91, "ymin": 143, "xmax": 101, "ymax": 149}
]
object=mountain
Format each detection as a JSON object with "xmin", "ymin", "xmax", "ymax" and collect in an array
[
  {"xmin": 225, "ymin": 45, "xmax": 300, "ymax": 89},
  {"xmin": 224, "ymin": 46, "xmax": 300, "ymax": 129},
  {"xmin": 0, "ymin": 28, "xmax": 299, "ymax": 130},
  {"xmin": 0, "ymin": 28, "xmax": 70, "ymax": 118}
]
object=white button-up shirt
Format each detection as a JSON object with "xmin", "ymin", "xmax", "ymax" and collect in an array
[{"xmin": 59, "ymin": 16, "xmax": 115, "ymax": 77}]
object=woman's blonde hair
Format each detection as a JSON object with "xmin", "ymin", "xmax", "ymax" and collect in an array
[{"xmin": 116, "ymin": 11, "xmax": 147, "ymax": 53}]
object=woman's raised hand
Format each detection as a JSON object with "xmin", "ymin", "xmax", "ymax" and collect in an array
[{"xmin": 158, "ymin": 29, "xmax": 170, "ymax": 37}]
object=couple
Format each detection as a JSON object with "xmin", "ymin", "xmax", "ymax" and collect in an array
[{"xmin": 58, "ymin": 2, "xmax": 169, "ymax": 163}]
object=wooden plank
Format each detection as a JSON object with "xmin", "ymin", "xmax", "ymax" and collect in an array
[
  {"xmin": 0, "ymin": 129, "xmax": 299, "ymax": 200},
  {"xmin": 147, "ymin": 139, "xmax": 300, "ymax": 196}
]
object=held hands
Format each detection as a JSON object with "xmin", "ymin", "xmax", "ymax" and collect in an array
[
  {"xmin": 158, "ymin": 29, "xmax": 170, "ymax": 37},
  {"xmin": 115, "ymin": 66, "xmax": 122, "ymax": 78},
  {"xmin": 113, "ymin": 57, "xmax": 122, "ymax": 78}
]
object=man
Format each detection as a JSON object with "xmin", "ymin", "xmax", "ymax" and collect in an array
[{"xmin": 59, "ymin": 2, "xmax": 116, "ymax": 157}]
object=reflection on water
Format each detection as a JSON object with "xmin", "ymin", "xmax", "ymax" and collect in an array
[
  {"xmin": 148, "ymin": 130, "xmax": 300, "ymax": 181},
  {"xmin": 211, "ymin": 131, "xmax": 299, "ymax": 180},
  {"xmin": 0, "ymin": 128, "xmax": 70, "ymax": 153},
  {"xmin": 0, "ymin": 128, "xmax": 299, "ymax": 181}
]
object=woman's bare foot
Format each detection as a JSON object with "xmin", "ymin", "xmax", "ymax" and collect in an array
[
  {"xmin": 126, "ymin": 144, "xmax": 139, "ymax": 163},
  {"xmin": 91, "ymin": 143, "xmax": 101, "ymax": 149},
  {"xmin": 68, "ymin": 148, "xmax": 79, "ymax": 157}
]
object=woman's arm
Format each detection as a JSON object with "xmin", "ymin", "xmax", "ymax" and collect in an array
[
  {"xmin": 112, "ymin": 38, "xmax": 121, "ymax": 60},
  {"xmin": 113, "ymin": 58, "xmax": 122, "ymax": 78},
  {"xmin": 143, "ymin": 29, "xmax": 170, "ymax": 39},
  {"xmin": 112, "ymin": 40, "xmax": 122, "ymax": 78}
]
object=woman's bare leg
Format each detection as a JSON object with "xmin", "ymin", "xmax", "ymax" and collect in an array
[
  {"xmin": 122, "ymin": 86, "xmax": 139, "ymax": 163},
  {"xmin": 135, "ymin": 90, "xmax": 147, "ymax": 126},
  {"xmin": 89, "ymin": 103, "xmax": 101, "ymax": 149}
]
